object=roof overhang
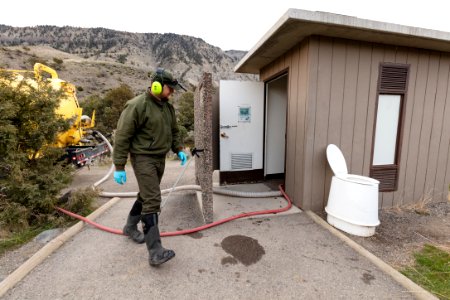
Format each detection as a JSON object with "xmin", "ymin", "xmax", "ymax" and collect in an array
[{"xmin": 235, "ymin": 9, "xmax": 450, "ymax": 74}]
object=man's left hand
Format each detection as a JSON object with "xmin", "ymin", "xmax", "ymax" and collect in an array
[{"xmin": 177, "ymin": 151, "xmax": 187, "ymax": 166}]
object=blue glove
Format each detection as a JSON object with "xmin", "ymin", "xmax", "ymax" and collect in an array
[
  {"xmin": 114, "ymin": 170, "xmax": 127, "ymax": 185},
  {"xmin": 177, "ymin": 151, "xmax": 187, "ymax": 166}
]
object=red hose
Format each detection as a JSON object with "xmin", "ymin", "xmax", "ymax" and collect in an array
[
  {"xmin": 55, "ymin": 184, "xmax": 292, "ymax": 237},
  {"xmin": 55, "ymin": 207, "xmax": 123, "ymax": 235}
]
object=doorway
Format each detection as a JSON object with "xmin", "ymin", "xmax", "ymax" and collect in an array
[{"xmin": 264, "ymin": 74, "xmax": 288, "ymax": 179}]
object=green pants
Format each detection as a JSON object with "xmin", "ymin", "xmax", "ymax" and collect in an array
[{"xmin": 130, "ymin": 154, "xmax": 166, "ymax": 214}]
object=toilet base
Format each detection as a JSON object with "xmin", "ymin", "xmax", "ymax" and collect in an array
[{"xmin": 327, "ymin": 214, "xmax": 376, "ymax": 237}]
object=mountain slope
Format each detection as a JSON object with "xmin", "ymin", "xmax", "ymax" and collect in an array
[{"xmin": 0, "ymin": 25, "xmax": 255, "ymax": 99}]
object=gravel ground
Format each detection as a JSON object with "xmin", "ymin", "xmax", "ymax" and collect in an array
[
  {"xmin": 317, "ymin": 200, "xmax": 450, "ymax": 269},
  {"xmin": 344, "ymin": 201, "xmax": 450, "ymax": 268}
]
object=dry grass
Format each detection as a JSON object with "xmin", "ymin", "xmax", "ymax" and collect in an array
[{"xmin": 389, "ymin": 189, "xmax": 435, "ymax": 215}]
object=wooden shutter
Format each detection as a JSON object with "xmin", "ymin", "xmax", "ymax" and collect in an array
[{"xmin": 370, "ymin": 63, "xmax": 409, "ymax": 192}]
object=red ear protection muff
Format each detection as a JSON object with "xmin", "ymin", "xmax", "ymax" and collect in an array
[{"xmin": 151, "ymin": 68, "xmax": 165, "ymax": 95}]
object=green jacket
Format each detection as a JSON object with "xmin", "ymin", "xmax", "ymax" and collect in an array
[{"xmin": 113, "ymin": 91, "xmax": 182, "ymax": 167}]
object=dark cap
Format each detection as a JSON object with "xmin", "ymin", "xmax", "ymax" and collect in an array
[{"xmin": 152, "ymin": 68, "xmax": 186, "ymax": 91}]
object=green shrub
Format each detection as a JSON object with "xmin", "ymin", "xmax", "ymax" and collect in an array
[
  {"xmin": 117, "ymin": 54, "xmax": 127, "ymax": 64},
  {"xmin": 52, "ymin": 57, "xmax": 63, "ymax": 65},
  {"xmin": 177, "ymin": 91, "xmax": 194, "ymax": 131},
  {"xmin": 82, "ymin": 84, "xmax": 134, "ymax": 134},
  {"xmin": 58, "ymin": 187, "xmax": 99, "ymax": 217},
  {"xmin": 0, "ymin": 72, "xmax": 74, "ymax": 235},
  {"xmin": 26, "ymin": 56, "xmax": 47, "ymax": 68}
]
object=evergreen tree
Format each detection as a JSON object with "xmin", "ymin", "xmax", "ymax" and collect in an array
[
  {"xmin": 83, "ymin": 84, "xmax": 134, "ymax": 134},
  {"xmin": 177, "ymin": 91, "xmax": 194, "ymax": 132}
]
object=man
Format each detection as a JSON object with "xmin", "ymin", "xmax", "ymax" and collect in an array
[{"xmin": 113, "ymin": 68, "xmax": 187, "ymax": 266}]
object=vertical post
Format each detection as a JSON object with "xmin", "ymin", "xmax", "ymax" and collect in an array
[{"xmin": 194, "ymin": 72, "xmax": 213, "ymax": 223}]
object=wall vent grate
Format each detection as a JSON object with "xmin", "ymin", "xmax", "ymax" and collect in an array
[{"xmin": 231, "ymin": 153, "xmax": 253, "ymax": 170}]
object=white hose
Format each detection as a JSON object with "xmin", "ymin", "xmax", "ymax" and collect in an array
[
  {"xmin": 93, "ymin": 131, "xmax": 282, "ymax": 199},
  {"xmin": 92, "ymin": 131, "xmax": 114, "ymax": 189},
  {"xmin": 98, "ymin": 184, "xmax": 281, "ymax": 198}
]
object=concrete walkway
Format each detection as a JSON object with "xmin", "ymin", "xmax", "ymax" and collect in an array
[{"xmin": 1, "ymin": 161, "xmax": 430, "ymax": 299}]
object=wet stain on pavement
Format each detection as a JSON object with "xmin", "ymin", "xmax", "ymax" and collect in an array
[
  {"xmin": 221, "ymin": 235, "xmax": 265, "ymax": 266},
  {"xmin": 251, "ymin": 218, "xmax": 270, "ymax": 226},
  {"xmin": 187, "ymin": 232, "xmax": 203, "ymax": 239},
  {"xmin": 361, "ymin": 272, "xmax": 376, "ymax": 284},
  {"xmin": 221, "ymin": 256, "xmax": 238, "ymax": 266}
]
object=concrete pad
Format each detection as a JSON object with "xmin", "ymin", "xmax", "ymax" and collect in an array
[
  {"xmin": 3, "ymin": 196, "xmax": 415, "ymax": 299},
  {"xmin": 211, "ymin": 193, "xmax": 301, "ymax": 221},
  {"xmin": 197, "ymin": 181, "xmax": 302, "ymax": 222},
  {"xmin": 1, "ymin": 162, "xmax": 432, "ymax": 299}
]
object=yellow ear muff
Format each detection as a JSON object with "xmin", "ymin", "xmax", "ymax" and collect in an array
[{"xmin": 151, "ymin": 81, "xmax": 162, "ymax": 95}]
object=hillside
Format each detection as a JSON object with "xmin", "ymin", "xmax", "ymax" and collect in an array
[{"xmin": 0, "ymin": 25, "xmax": 256, "ymax": 99}]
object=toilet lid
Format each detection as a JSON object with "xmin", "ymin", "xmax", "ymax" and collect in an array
[{"xmin": 326, "ymin": 144, "xmax": 348, "ymax": 175}]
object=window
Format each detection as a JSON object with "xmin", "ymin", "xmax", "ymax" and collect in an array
[
  {"xmin": 373, "ymin": 95, "xmax": 401, "ymax": 165},
  {"xmin": 370, "ymin": 63, "xmax": 409, "ymax": 191}
]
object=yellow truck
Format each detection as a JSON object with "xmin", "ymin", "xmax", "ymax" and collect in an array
[{"xmin": 1, "ymin": 63, "xmax": 109, "ymax": 167}]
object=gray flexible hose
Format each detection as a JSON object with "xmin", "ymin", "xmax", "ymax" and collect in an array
[{"xmin": 93, "ymin": 131, "xmax": 282, "ymax": 199}]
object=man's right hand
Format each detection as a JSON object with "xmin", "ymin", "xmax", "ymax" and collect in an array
[{"xmin": 114, "ymin": 170, "xmax": 127, "ymax": 185}]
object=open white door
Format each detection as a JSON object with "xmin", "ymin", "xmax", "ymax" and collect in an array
[{"xmin": 219, "ymin": 80, "xmax": 264, "ymax": 172}]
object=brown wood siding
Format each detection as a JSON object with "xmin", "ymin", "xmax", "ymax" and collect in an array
[
  {"xmin": 435, "ymin": 54, "xmax": 450, "ymax": 201},
  {"xmin": 340, "ymin": 41, "xmax": 360, "ymax": 179},
  {"xmin": 442, "ymin": 54, "xmax": 450, "ymax": 201},
  {"xmin": 261, "ymin": 40, "xmax": 310, "ymax": 209},
  {"xmin": 414, "ymin": 55, "xmax": 439, "ymax": 202},
  {"xmin": 403, "ymin": 51, "xmax": 430, "ymax": 206},
  {"xmin": 293, "ymin": 43, "xmax": 309, "ymax": 209},
  {"xmin": 259, "ymin": 36, "xmax": 450, "ymax": 211},
  {"xmin": 352, "ymin": 44, "xmax": 373, "ymax": 179},
  {"xmin": 425, "ymin": 54, "xmax": 449, "ymax": 201},
  {"xmin": 393, "ymin": 50, "xmax": 419, "ymax": 207},
  {"xmin": 324, "ymin": 41, "xmax": 346, "ymax": 207},
  {"xmin": 310, "ymin": 37, "xmax": 333, "ymax": 211}
]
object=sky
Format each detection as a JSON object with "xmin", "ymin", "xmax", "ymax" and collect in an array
[{"xmin": 2, "ymin": 0, "xmax": 450, "ymax": 51}]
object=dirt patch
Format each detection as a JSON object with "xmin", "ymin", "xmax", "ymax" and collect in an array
[{"xmin": 320, "ymin": 201, "xmax": 450, "ymax": 269}]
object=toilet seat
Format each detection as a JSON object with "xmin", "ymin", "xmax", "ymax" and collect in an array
[
  {"xmin": 335, "ymin": 174, "xmax": 380, "ymax": 186},
  {"xmin": 326, "ymin": 144, "xmax": 348, "ymax": 175},
  {"xmin": 326, "ymin": 144, "xmax": 379, "ymax": 186}
]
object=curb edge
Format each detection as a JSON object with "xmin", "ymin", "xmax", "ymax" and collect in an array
[
  {"xmin": 305, "ymin": 210, "xmax": 438, "ymax": 300},
  {"xmin": 0, "ymin": 197, "xmax": 121, "ymax": 298}
]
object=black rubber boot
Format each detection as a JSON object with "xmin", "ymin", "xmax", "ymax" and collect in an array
[
  {"xmin": 142, "ymin": 213, "xmax": 175, "ymax": 266},
  {"xmin": 122, "ymin": 214, "xmax": 145, "ymax": 244}
]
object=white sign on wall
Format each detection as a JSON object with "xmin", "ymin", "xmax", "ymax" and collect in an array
[{"xmin": 238, "ymin": 106, "xmax": 251, "ymax": 123}]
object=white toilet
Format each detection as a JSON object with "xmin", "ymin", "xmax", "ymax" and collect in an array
[{"xmin": 325, "ymin": 144, "xmax": 380, "ymax": 237}]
